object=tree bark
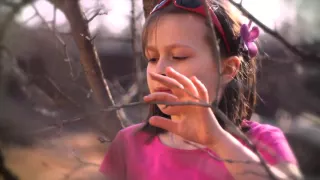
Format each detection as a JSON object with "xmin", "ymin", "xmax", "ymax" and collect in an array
[
  {"xmin": 53, "ymin": 0, "xmax": 109, "ymax": 107},
  {"xmin": 52, "ymin": 0, "xmax": 122, "ymax": 138}
]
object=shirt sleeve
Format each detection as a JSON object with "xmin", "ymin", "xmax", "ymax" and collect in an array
[
  {"xmin": 99, "ymin": 130, "xmax": 126, "ymax": 180},
  {"xmin": 249, "ymin": 124, "xmax": 298, "ymax": 166}
]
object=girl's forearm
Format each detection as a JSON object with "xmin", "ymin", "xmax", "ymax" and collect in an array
[{"xmin": 208, "ymin": 131, "xmax": 287, "ymax": 180}]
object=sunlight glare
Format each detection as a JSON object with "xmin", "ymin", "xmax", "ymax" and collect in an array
[
  {"xmin": 17, "ymin": 0, "xmax": 67, "ymax": 28},
  {"xmin": 100, "ymin": 0, "xmax": 131, "ymax": 34},
  {"xmin": 231, "ymin": 0, "xmax": 295, "ymax": 33},
  {"xmin": 16, "ymin": 0, "xmax": 296, "ymax": 36}
]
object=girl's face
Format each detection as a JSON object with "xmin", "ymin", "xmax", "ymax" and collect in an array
[{"xmin": 145, "ymin": 13, "xmax": 220, "ymax": 113}]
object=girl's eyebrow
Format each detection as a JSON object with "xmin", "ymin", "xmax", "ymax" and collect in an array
[{"xmin": 146, "ymin": 43, "xmax": 196, "ymax": 52}]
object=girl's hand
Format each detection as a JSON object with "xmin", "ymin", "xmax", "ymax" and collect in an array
[{"xmin": 144, "ymin": 67, "xmax": 226, "ymax": 146}]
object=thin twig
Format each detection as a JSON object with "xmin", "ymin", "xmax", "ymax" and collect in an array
[
  {"xmin": 185, "ymin": 141, "xmax": 257, "ymax": 164},
  {"xmin": 29, "ymin": 100, "xmax": 209, "ymax": 134},
  {"xmin": 229, "ymin": 0, "xmax": 320, "ymax": 61},
  {"xmin": 23, "ymin": 13, "xmax": 37, "ymax": 24},
  {"xmin": 101, "ymin": 101, "xmax": 211, "ymax": 112},
  {"xmin": 31, "ymin": 3, "xmax": 74, "ymax": 78},
  {"xmin": 27, "ymin": 93, "xmax": 293, "ymax": 179},
  {"xmin": 97, "ymin": 136, "xmax": 112, "ymax": 143},
  {"xmin": 239, "ymin": 0, "xmax": 243, "ymax": 6},
  {"xmin": 70, "ymin": 148, "xmax": 99, "ymax": 166},
  {"xmin": 87, "ymin": 11, "xmax": 108, "ymax": 23},
  {"xmin": 30, "ymin": 116, "xmax": 85, "ymax": 134},
  {"xmin": 63, "ymin": 147, "xmax": 99, "ymax": 180},
  {"xmin": 28, "ymin": 100, "xmax": 209, "ymax": 135},
  {"xmin": 50, "ymin": 0, "xmax": 125, "ymax": 134},
  {"xmin": 77, "ymin": 3, "xmax": 133, "ymax": 128},
  {"xmin": 44, "ymin": 75, "xmax": 80, "ymax": 107},
  {"xmin": 214, "ymin": 108, "xmax": 278, "ymax": 180}
]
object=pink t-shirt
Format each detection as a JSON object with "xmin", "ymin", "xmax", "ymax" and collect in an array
[{"xmin": 99, "ymin": 120, "xmax": 297, "ymax": 180}]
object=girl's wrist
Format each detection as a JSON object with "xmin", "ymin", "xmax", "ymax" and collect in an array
[{"xmin": 206, "ymin": 128, "xmax": 229, "ymax": 150}]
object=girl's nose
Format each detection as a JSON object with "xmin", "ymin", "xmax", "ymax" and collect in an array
[{"xmin": 155, "ymin": 58, "xmax": 170, "ymax": 76}]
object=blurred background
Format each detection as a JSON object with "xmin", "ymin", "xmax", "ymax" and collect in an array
[{"xmin": 0, "ymin": 0, "xmax": 319, "ymax": 179}]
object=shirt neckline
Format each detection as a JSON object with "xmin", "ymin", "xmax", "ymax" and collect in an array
[{"xmin": 154, "ymin": 134, "xmax": 209, "ymax": 154}]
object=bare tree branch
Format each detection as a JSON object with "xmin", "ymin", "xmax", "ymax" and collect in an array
[
  {"xmin": 239, "ymin": 0, "xmax": 243, "ymax": 6},
  {"xmin": 22, "ymin": 13, "xmax": 37, "ymax": 24},
  {"xmin": 31, "ymin": 3, "xmax": 75, "ymax": 78},
  {"xmin": 62, "ymin": 146, "xmax": 99, "ymax": 180},
  {"xmin": 87, "ymin": 11, "xmax": 108, "ymax": 23},
  {"xmin": 229, "ymin": 0, "xmax": 320, "ymax": 62},
  {"xmin": 51, "ymin": 0, "xmax": 127, "ymax": 132},
  {"xmin": 50, "ymin": 0, "xmax": 109, "ymax": 106},
  {"xmin": 185, "ymin": 141, "xmax": 257, "ymax": 164},
  {"xmin": 213, "ymin": 108, "xmax": 279, "ymax": 180}
]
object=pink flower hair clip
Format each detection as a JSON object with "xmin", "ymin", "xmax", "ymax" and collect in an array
[{"xmin": 240, "ymin": 20, "xmax": 260, "ymax": 58}]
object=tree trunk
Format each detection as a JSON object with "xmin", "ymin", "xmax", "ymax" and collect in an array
[
  {"xmin": 53, "ymin": 0, "xmax": 109, "ymax": 107},
  {"xmin": 52, "ymin": 0, "xmax": 122, "ymax": 139}
]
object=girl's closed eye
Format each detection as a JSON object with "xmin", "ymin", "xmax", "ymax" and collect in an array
[
  {"xmin": 171, "ymin": 49, "xmax": 193, "ymax": 60},
  {"xmin": 173, "ymin": 56, "xmax": 188, "ymax": 60},
  {"xmin": 147, "ymin": 57, "xmax": 158, "ymax": 63}
]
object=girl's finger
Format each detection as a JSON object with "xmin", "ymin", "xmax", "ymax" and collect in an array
[
  {"xmin": 149, "ymin": 116, "xmax": 178, "ymax": 133},
  {"xmin": 143, "ymin": 92, "xmax": 178, "ymax": 103},
  {"xmin": 149, "ymin": 72, "xmax": 184, "ymax": 90},
  {"xmin": 191, "ymin": 76, "xmax": 209, "ymax": 102},
  {"xmin": 166, "ymin": 67, "xmax": 199, "ymax": 98}
]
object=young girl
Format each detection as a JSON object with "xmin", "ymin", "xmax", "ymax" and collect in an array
[{"xmin": 100, "ymin": 0, "xmax": 301, "ymax": 179}]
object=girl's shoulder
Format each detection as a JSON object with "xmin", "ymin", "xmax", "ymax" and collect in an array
[
  {"xmin": 242, "ymin": 120, "xmax": 297, "ymax": 165},
  {"xmin": 243, "ymin": 120, "xmax": 284, "ymax": 139}
]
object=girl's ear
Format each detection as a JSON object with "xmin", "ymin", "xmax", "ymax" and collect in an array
[{"xmin": 220, "ymin": 56, "xmax": 241, "ymax": 85}]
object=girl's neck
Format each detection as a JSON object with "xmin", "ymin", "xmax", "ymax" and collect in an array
[{"xmin": 159, "ymin": 132, "xmax": 207, "ymax": 150}]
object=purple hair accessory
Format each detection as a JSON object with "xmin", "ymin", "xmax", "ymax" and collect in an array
[{"xmin": 240, "ymin": 21, "xmax": 260, "ymax": 58}]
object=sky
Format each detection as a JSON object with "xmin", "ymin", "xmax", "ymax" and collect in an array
[{"xmin": 16, "ymin": 0, "xmax": 295, "ymax": 35}]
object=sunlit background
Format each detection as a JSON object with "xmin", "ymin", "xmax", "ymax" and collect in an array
[
  {"xmin": 1, "ymin": 0, "xmax": 320, "ymax": 180},
  {"xmin": 16, "ymin": 0, "xmax": 320, "ymax": 44},
  {"xmin": 16, "ymin": 0, "xmax": 292, "ymax": 33}
]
